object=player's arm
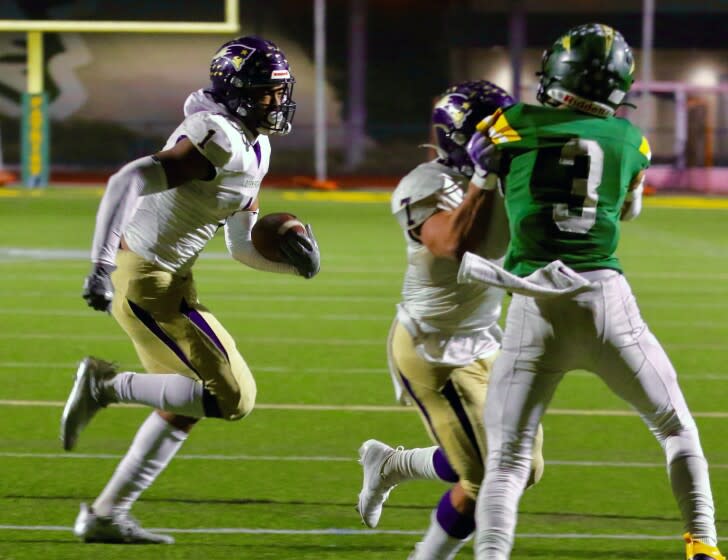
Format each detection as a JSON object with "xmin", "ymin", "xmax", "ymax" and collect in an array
[
  {"xmin": 223, "ymin": 199, "xmax": 298, "ymax": 276},
  {"xmin": 620, "ymin": 169, "xmax": 645, "ymax": 221},
  {"xmin": 224, "ymin": 199, "xmax": 320, "ymax": 279},
  {"xmin": 420, "ymin": 184, "xmax": 497, "ymax": 260},
  {"xmin": 84, "ymin": 115, "xmax": 228, "ymax": 311},
  {"xmin": 421, "ymin": 124, "xmax": 503, "ymax": 260},
  {"xmin": 83, "ymin": 140, "xmax": 216, "ymax": 311}
]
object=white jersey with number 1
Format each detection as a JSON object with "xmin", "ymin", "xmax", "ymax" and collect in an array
[{"xmin": 124, "ymin": 90, "xmax": 268, "ymax": 274}]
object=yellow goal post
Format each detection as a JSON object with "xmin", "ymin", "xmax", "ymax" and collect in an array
[{"xmin": 0, "ymin": 0, "xmax": 239, "ymax": 187}]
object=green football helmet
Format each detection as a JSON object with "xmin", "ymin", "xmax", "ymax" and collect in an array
[{"xmin": 537, "ymin": 23, "xmax": 635, "ymax": 117}]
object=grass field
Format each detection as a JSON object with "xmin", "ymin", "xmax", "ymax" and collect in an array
[{"xmin": 0, "ymin": 187, "xmax": 727, "ymax": 559}]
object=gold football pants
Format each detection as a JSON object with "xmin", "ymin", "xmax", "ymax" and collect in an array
[{"xmin": 111, "ymin": 249, "xmax": 256, "ymax": 420}]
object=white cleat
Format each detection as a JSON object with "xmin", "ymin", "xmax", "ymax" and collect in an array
[
  {"xmin": 73, "ymin": 503, "xmax": 174, "ymax": 544},
  {"xmin": 60, "ymin": 357, "xmax": 116, "ymax": 451},
  {"xmin": 356, "ymin": 439, "xmax": 400, "ymax": 528}
]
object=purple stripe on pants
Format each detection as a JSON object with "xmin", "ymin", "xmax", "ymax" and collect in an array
[
  {"xmin": 441, "ymin": 378, "xmax": 483, "ymax": 459},
  {"xmin": 398, "ymin": 371, "xmax": 442, "ymax": 448},
  {"xmin": 127, "ymin": 299, "xmax": 201, "ymax": 377},
  {"xmin": 180, "ymin": 299, "xmax": 229, "ymax": 361}
]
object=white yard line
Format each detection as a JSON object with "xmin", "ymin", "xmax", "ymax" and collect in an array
[
  {"xmin": 5, "ymin": 291, "xmax": 396, "ymax": 303},
  {"xmin": 1, "ymin": 398, "xmax": 728, "ymax": 418},
  {"xmin": 0, "ymin": 362, "xmax": 386, "ymax": 374},
  {"xmin": 0, "ymin": 524, "xmax": 712, "ymax": 540},
  {"xmin": 0, "ymin": 361, "xmax": 728, "ymax": 381},
  {"xmin": 2, "ymin": 331, "xmax": 727, "ymax": 350},
  {"xmin": 0, "ymin": 308, "xmax": 393, "ymax": 322},
  {"xmin": 0, "ymin": 361, "xmax": 725, "ymax": 380},
  {"xmin": 1, "ymin": 308, "xmax": 727, "ymax": 330},
  {"xmin": 0, "ymin": 333, "xmax": 385, "ymax": 345},
  {"xmin": 2, "ymin": 452, "xmax": 728, "ymax": 470}
]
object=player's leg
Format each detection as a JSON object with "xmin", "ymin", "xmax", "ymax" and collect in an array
[
  {"xmin": 390, "ymin": 323, "xmax": 486, "ymax": 558},
  {"xmin": 357, "ymin": 320, "xmax": 460, "ymax": 530},
  {"xmin": 594, "ymin": 275, "xmax": 721, "ymax": 556},
  {"xmin": 475, "ymin": 294, "xmax": 562, "ymax": 560},
  {"xmin": 357, "ymin": 439, "xmax": 458, "ymax": 525},
  {"xmin": 68, "ymin": 252, "xmax": 255, "ymax": 543}
]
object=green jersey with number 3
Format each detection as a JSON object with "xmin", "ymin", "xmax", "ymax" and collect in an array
[{"xmin": 485, "ymin": 103, "xmax": 651, "ymax": 276}]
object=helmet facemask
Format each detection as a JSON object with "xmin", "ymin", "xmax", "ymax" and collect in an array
[{"xmin": 224, "ymin": 81, "xmax": 297, "ymax": 136}]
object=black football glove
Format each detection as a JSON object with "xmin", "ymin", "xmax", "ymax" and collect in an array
[
  {"xmin": 82, "ymin": 262, "xmax": 115, "ymax": 312},
  {"xmin": 279, "ymin": 224, "xmax": 321, "ymax": 279}
]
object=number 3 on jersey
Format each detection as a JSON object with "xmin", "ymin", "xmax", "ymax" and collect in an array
[{"xmin": 547, "ymin": 138, "xmax": 604, "ymax": 234}]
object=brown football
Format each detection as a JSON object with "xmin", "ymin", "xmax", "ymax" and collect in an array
[{"xmin": 251, "ymin": 212, "xmax": 306, "ymax": 262}]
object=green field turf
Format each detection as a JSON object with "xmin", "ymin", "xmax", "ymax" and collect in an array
[{"xmin": 0, "ymin": 187, "xmax": 727, "ymax": 559}]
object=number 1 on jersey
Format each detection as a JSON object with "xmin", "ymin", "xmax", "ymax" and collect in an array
[{"xmin": 198, "ymin": 129, "xmax": 216, "ymax": 149}]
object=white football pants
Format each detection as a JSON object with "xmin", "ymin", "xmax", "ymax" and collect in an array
[{"xmin": 475, "ymin": 272, "xmax": 717, "ymax": 559}]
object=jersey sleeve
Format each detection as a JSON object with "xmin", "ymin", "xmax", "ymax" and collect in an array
[
  {"xmin": 638, "ymin": 135, "xmax": 652, "ymax": 167},
  {"xmin": 391, "ymin": 168, "xmax": 460, "ymax": 232},
  {"xmin": 178, "ymin": 111, "xmax": 237, "ymax": 168}
]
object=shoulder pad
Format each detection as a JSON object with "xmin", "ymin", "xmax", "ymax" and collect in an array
[
  {"xmin": 180, "ymin": 112, "xmax": 241, "ymax": 168},
  {"xmin": 391, "ymin": 163, "xmax": 465, "ymax": 231}
]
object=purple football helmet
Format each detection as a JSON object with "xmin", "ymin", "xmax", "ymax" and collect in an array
[
  {"xmin": 208, "ymin": 36, "xmax": 296, "ymax": 135},
  {"xmin": 431, "ymin": 80, "xmax": 514, "ymax": 176}
]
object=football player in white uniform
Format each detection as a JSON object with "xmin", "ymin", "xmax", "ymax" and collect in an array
[
  {"xmin": 357, "ymin": 81, "xmax": 544, "ymax": 560},
  {"xmin": 60, "ymin": 36, "xmax": 320, "ymax": 544}
]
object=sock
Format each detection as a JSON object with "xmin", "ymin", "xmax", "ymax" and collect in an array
[
  {"xmin": 433, "ymin": 448, "xmax": 459, "ymax": 483},
  {"xmin": 106, "ymin": 372, "xmax": 206, "ymax": 418},
  {"xmin": 382, "ymin": 446, "xmax": 440, "ymax": 483},
  {"xmin": 665, "ymin": 428, "xmax": 717, "ymax": 546},
  {"xmin": 413, "ymin": 490, "xmax": 473, "ymax": 559},
  {"xmin": 92, "ymin": 412, "xmax": 189, "ymax": 516}
]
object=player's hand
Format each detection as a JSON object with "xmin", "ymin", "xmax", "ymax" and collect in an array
[
  {"xmin": 280, "ymin": 224, "xmax": 320, "ymax": 279},
  {"xmin": 82, "ymin": 262, "xmax": 115, "ymax": 312},
  {"xmin": 466, "ymin": 131, "xmax": 503, "ymax": 190}
]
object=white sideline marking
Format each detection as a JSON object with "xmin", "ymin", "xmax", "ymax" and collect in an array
[
  {"xmin": 1, "ymin": 398, "xmax": 728, "ymax": 418},
  {"xmin": 0, "ymin": 524, "xmax": 708, "ymax": 540},
  {"xmin": 2, "ymin": 452, "xmax": 728, "ymax": 470}
]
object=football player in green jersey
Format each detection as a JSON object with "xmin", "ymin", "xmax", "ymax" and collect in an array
[{"xmin": 431, "ymin": 23, "xmax": 723, "ymax": 560}]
